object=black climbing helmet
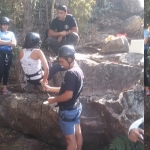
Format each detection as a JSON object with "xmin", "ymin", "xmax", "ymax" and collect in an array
[
  {"xmin": 23, "ymin": 32, "xmax": 42, "ymax": 49},
  {"xmin": 0, "ymin": 17, "xmax": 10, "ymax": 25},
  {"xmin": 58, "ymin": 45, "xmax": 75, "ymax": 58}
]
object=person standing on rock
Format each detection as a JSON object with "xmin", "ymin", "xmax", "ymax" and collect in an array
[
  {"xmin": 0, "ymin": 17, "xmax": 17, "ymax": 94},
  {"xmin": 46, "ymin": 5, "xmax": 79, "ymax": 55},
  {"xmin": 43, "ymin": 45, "xmax": 84, "ymax": 150}
]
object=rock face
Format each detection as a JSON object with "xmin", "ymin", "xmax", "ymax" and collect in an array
[
  {"xmin": 0, "ymin": 127, "xmax": 55, "ymax": 150},
  {"xmin": 0, "ymin": 53, "xmax": 144, "ymax": 149},
  {"xmin": 101, "ymin": 36, "xmax": 129, "ymax": 54},
  {"xmin": 121, "ymin": 16, "xmax": 142, "ymax": 35}
]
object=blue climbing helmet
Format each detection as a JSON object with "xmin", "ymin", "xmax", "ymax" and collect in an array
[
  {"xmin": 0, "ymin": 17, "xmax": 10, "ymax": 25},
  {"xmin": 23, "ymin": 32, "xmax": 42, "ymax": 49}
]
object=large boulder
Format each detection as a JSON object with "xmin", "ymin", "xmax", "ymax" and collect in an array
[
  {"xmin": 0, "ymin": 55, "xmax": 143, "ymax": 149},
  {"xmin": 0, "ymin": 127, "xmax": 54, "ymax": 150},
  {"xmin": 121, "ymin": 16, "xmax": 142, "ymax": 35},
  {"xmin": 100, "ymin": 36, "xmax": 129, "ymax": 54}
]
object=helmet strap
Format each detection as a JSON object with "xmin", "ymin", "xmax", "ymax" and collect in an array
[{"xmin": 65, "ymin": 57, "xmax": 73, "ymax": 69}]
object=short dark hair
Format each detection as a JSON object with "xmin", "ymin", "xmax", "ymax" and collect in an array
[{"xmin": 57, "ymin": 5, "xmax": 67, "ymax": 12}]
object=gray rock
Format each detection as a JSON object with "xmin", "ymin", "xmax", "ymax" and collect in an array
[
  {"xmin": 119, "ymin": 53, "xmax": 144, "ymax": 66},
  {"xmin": 101, "ymin": 36, "xmax": 129, "ymax": 54},
  {"xmin": 121, "ymin": 16, "xmax": 142, "ymax": 35},
  {"xmin": 0, "ymin": 127, "xmax": 59, "ymax": 150}
]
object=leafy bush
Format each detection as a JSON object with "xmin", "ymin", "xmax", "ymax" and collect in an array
[{"xmin": 109, "ymin": 135, "xmax": 144, "ymax": 150}]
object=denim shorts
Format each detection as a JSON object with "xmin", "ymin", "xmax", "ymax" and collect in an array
[{"xmin": 59, "ymin": 103, "xmax": 82, "ymax": 135}]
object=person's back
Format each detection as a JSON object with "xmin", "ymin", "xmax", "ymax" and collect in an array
[
  {"xmin": 19, "ymin": 32, "xmax": 49, "ymax": 85},
  {"xmin": 20, "ymin": 48, "xmax": 43, "ymax": 80}
]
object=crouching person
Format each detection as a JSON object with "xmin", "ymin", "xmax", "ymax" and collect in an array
[{"xmin": 44, "ymin": 45, "xmax": 84, "ymax": 150}]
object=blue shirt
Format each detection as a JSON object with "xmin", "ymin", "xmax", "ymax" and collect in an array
[
  {"xmin": 144, "ymin": 29, "xmax": 149, "ymax": 50},
  {"xmin": 0, "ymin": 30, "xmax": 16, "ymax": 52}
]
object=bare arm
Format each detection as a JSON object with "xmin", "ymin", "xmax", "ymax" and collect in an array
[
  {"xmin": 48, "ymin": 29, "xmax": 68, "ymax": 37},
  {"xmin": 68, "ymin": 26, "xmax": 78, "ymax": 34},
  {"xmin": 38, "ymin": 50, "xmax": 49, "ymax": 83},
  {"xmin": 65, "ymin": 27, "xmax": 78, "ymax": 37},
  {"xmin": 0, "ymin": 39, "xmax": 17, "ymax": 47},
  {"xmin": 44, "ymin": 84, "xmax": 60, "ymax": 93},
  {"xmin": 48, "ymin": 91, "xmax": 73, "ymax": 104}
]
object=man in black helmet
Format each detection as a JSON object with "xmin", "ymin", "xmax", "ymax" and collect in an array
[
  {"xmin": 44, "ymin": 45, "xmax": 84, "ymax": 150},
  {"xmin": 46, "ymin": 5, "xmax": 79, "ymax": 55},
  {"xmin": 0, "ymin": 17, "xmax": 16, "ymax": 94}
]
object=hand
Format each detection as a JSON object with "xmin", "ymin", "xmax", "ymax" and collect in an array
[
  {"xmin": 48, "ymin": 97, "xmax": 55, "ymax": 104},
  {"xmin": 44, "ymin": 84, "xmax": 51, "ymax": 92},
  {"xmin": 66, "ymin": 30, "xmax": 71, "ymax": 35},
  {"xmin": 40, "ymin": 79, "xmax": 48, "ymax": 91},
  {"xmin": 60, "ymin": 31, "xmax": 67, "ymax": 36},
  {"xmin": 129, "ymin": 128, "xmax": 144, "ymax": 144},
  {"xmin": 57, "ymin": 36, "xmax": 63, "ymax": 42}
]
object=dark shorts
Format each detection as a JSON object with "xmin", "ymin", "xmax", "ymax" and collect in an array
[{"xmin": 59, "ymin": 103, "xmax": 82, "ymax": 135}]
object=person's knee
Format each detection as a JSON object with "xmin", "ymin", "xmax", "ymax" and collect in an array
[
  {"xmin": 70, "ymin": 32, "xmax": 79, "ymax": 40},
  {"xmin": 45, "ymin": 37, "xmax": 56, "ymax": 45},
  {"xmin": 65, "ymin": 135, "xmax": 77, "ymax": 146},
  {"xmin": 67, "ymin": 32, "xmax": 79, "ymax": 46}
]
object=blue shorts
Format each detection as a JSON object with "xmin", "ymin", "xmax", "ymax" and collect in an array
[{"xmin": 59, "ymin": 103, "xmax": 82, "ymax": 135}]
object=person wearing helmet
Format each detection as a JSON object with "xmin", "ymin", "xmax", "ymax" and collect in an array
[
  {"xmin": 0, "ymin": 17, "xmax": 17, "ymax": 94},
  {"xmin": 43, "ymin": 45, "xmax": 84, "ymax": 150},
  {"xmin": 19, "ymin": 32, "xmax": 49, "ymax": 86},
  {"xmin": 46, "ymin": 5, "xmax": 79, "ymax": 55}
]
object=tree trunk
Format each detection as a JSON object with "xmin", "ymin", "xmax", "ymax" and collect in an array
[
  {"xmin": 19, "ymin": 0, "xmax": 33, "ymax": 89},
  {"xmin": 21, "ymin": 0, "xmax": 33, "ymax": 44},
  {"xmin": 50, "ymin": 0, "xmax": 55, "ymax": 23}
]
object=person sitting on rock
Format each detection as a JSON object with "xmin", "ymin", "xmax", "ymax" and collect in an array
[
  {"xmin": 128, "ymin": 117, "xmax": 144, "ymax": 144},
  {"xmin": 43, "ymin": 45, "xmax": 84, "ymax": 150},
  {"xmin": 0, "ymin": 17, "xmax": 17, "ymax": 94},
  {"xmin": 46, "ymin": 5, "xmax": 79, "ymax": 55},
  {"xmin": 19, "ymin": 32, "xmax": 49, "ymax": 87},
  {"xmin": 19, "ymin": 32, "xmax": 66, "ymax": 89}
]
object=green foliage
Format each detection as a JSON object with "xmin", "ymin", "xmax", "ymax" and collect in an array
[
  {"xmin": 109, "ymin": 135, "xmax": 144, "ymax": 150},
  {"xmin": 69, "ymin": 0, "xmax": 95, "ymax": 31}
]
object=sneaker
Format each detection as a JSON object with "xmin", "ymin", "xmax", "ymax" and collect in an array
[{"xmin": 2, "ymin": 89, "xmax": 11, "ymax": 94}]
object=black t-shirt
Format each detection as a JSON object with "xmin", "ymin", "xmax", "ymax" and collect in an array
[
  {"xmin": 58, "ymin": 64, "xmax": 84, "ymax": 108},
  {"xmin": 50, "ymin": 14, "xmax": 77, "ymax": 32}
]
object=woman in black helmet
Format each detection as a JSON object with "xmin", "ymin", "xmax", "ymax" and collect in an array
[
  {"xmin": 44, "ymin": 45, "xmax": 84, "ymax": 150},
  {"xmin": 0, "ymin": 17, "xmax": 17, "ymax": 94},
  {"xmin": 19, "ymin": 32, "xmax": 49, "ymax": 86}
]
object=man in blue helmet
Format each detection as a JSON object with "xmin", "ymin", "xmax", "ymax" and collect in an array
[
  {"xmin": 44, "ymin": 45, "xmax": 84, "ymax": 150},
  {"xmin": 0, "ymin": 17, "xmax": 17, "ymax": 94}
]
